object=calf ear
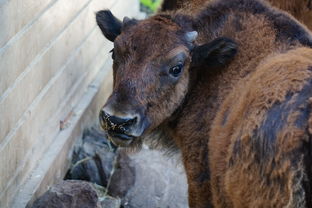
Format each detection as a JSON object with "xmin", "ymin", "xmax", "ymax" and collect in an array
[
  {"xmin": 96, "ymin": 10, "xmax": 122, "ymax": 42},
  {"xmin": 191, "ymin": 37, "xmax": 238, "ymax": 68}
]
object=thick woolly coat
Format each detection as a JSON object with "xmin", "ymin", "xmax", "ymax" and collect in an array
[
  {"xmin": 98, "ymin": 0, "xmax": 312, "ymax": 207},
  {"xmin": 160, "ymin": 0, "xmax": 312, "ymax": 207},
  {"xmin": 161, "ymin": 0, "xmax": 312, "ymax": 30}
]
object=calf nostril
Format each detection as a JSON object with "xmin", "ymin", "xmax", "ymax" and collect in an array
[
  {"xmin": 99, "ymin": 110, "xmax": 109, "ymax": 121},
  {"xmin": 99, "ymin": 110, "xmax": 110, "ymax": 130},
  {"xmin": 125, "ymin": 117, "xmax": 137, "ymax": 126}
]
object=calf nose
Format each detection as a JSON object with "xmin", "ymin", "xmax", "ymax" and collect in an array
[{"xmin": 99, "ymin": 109, "xmax": 138, "ymax": 132}]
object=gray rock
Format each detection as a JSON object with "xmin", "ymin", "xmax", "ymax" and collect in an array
[
  {"xmin": 100, "ymin": 196, "xmax": 121, "ymax": 208},
  {"xmin": 108, "ymin": 150, "xmax": 136, "ymax": 198},
  {"xmin": 31, "ymin": 180, "xmax": 100, "ymax": 208},
  {"xmin": 116, "ymin": 148, "xmax": 189, "ymax": 208},
  {"xmin": 92, "ymin": 183, "xmax": 121, "ymax": 208},
  {"xmin": 31, "ymin": 180, "xmax": 120, "ymax": 208},
  {"xmin": 65, "ymin": 126, "xmax": 188, "ymax": 208},
  {"xmin": 65, "ymin": 128, "xmax": 116, "ymax": 187},
  {"xmin": 65, "ymin": 127, "xmax": 137, "ymax": 198}
]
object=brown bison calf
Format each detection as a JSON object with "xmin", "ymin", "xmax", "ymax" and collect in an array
[{"xmin": 96, "ymin": 0, "xmax": 312, "ymax": 207}]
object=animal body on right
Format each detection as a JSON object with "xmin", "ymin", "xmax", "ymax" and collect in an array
[
  {"xmin": 161, "ymin": 0, "xmax": 312, "ymax": 30},
  {"xmin": 96, "ymin": 0, "xmax": 312, "ymax": 207}
]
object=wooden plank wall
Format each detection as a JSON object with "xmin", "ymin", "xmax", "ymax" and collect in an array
[{"xmin": 0, "ymin": 0, "xmax": 140, "ymax": 207}]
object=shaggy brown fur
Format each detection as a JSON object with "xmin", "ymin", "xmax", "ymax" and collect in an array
[
  {"xmin": 268, "ymin": 0, "xmax": 312, "ymax": 30},
  {"xmin": 96, "ymin": 0, "xmax": 312, "ymax": 207},
  {"xmin": 161, "ymin": 0, "xmax": 312, "ymax": 30},
  {"xmin": 210, "ymin": 47, "xmax": 312, "ymax": 207}
]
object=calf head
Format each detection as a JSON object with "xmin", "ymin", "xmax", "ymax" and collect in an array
[{"xmin": 96, "ymin": 10, "xmax": 237, "ymax": 147}]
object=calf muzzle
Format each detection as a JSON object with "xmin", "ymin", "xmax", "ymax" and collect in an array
[{"xmin": 99, "ymin": 109, "xmax": 138, "ymax": 146}]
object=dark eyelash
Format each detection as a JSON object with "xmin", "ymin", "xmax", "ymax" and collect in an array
[{"xmin": 109, "ymin": 48, "xmax": 115, "ymax": 60}]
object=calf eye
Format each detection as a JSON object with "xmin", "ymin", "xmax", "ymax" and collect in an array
[{"xmin": 169, "ymin": 64, "xmax": 183, "ymax": 77}]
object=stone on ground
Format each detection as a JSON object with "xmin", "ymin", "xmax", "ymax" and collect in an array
[{"xmin": 31, "ymin": 180, "xmax": 120, "ymax": 208}]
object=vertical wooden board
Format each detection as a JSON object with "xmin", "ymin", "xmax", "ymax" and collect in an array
[
  {"xmin": 0, "ymin": 29, "xmax": 101, "ymax": 194},
  {"xmin": 0, "ymin": 0, "xmax": 55, "ymax": 48},
  {"xmin": 13, "ymin": 66, "xmax": 113, "ymax": 208},
  {"xmin": 0, "ymin": 0, "xmax": 138, "ymax": 206},
  {"xmin": 0, "ymin": 0, "xmax": 114, "ymax": 98},
  {"xmin": 0, "ymin": 29, "xmax": 112, "ymax": 203},
  {"xmin": 0, "ymin": 0, "xmax": 135, "ymax": 145},
  {"xmin": 54, "ymin": 35, "xmax": 113, "ymax": 125},
  {"xmin": 0, "ymin": 0, "xmax": 116, "ymax": 145},
  {"xmin": 0, "ymin": 55, "xmax": 112, "ymax": 208}
]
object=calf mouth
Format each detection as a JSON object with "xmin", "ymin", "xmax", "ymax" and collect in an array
[{"xmin": 107, "ymin": 130, "xmax": 136, "ymax": 147}]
